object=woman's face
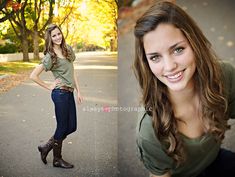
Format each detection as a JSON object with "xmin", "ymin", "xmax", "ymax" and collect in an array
[
  {"xmin": 143, "ymin": 23, "xmax": 196, "ymax": 92},
  {"xmin": 50, "ymin": 27, "xmax": 62, "ymax": 46}
]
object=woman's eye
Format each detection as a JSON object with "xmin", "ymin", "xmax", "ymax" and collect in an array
[
  {"xmin": 174, "ymin": 47, "xmax": 184, "ymax": 54},
  {"xmin": 150, "ymin": 55, "xmax": 160, "ymax": 62}
]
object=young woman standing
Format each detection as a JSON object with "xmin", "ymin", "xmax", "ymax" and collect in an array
[{"xmin": 30, "ymin": 24, "xmax": 83, "ymax": 168}]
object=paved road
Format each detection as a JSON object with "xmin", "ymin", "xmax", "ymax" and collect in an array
[
  {"xmin": 0, "ymin": 52, "xmax": 117, "ymax": 177},
  {"xmin": 118, "ymin": 0, "xmax": 235, "ymax": 176}
]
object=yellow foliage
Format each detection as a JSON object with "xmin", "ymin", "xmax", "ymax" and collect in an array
[{"xmin": 52, "ymin": 0, "xmax": 117, "ymax": 51}]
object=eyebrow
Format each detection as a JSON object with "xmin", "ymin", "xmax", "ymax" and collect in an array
[
  {"xmin": 52, "ymin": 32, "xmax": 60, "ymax": 36},
  {"xmin": 146, "ymin": 40, "xmax": 186, "ymax": 56}
]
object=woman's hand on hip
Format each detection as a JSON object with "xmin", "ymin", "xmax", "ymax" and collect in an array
[{"xmin": 49, "ymin": 78, "xmax": 61, "ymax": 90}]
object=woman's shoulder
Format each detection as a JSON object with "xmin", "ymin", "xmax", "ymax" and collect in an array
[
  {"xmin": 220, "ymin": 61, "xmax": 235, "ymax": 118},
  {"xmin": 137, "ymin": 110, "xmax": 161, "ymax": 145},
  {"xmin": 220, "ymin": 61, "xmax": 235, "ymax": 74},
  {"xmin": 220, "ymin": 61, "xmax": 235, "ymax": 91},
  {"xmin": 41, "ymin": 53, "xmax": 53, "ymax": 71},
  {"xmin": 66, "ymin": 44, "xmax": 73, "ymax": 51},
  {"xmin": 136, "ymin": 110, "xmax": 174, "ymax": 175},
  {"xmin": 43, "ymin": 52, "xmax": 52, "ymax": 60}
]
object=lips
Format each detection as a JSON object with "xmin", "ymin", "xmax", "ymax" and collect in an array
[
  {"xmin": 164, "ymin": 70, "xmax": 185, "ymax": 82},
  {"xmin": 166, "ymin": 71, "xmax": 182, "ymax": 79}
]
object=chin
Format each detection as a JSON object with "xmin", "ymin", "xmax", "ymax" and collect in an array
[
  {"xmin": 167, "ymin": 84, "xmax": 188, "ymax": 92},
  {"xmin": 54, "ymin": 43, "xmax": 62, "ymax": 46},
  {"xmin": 169, "ymin": 88, "xmax": 185, "ymax": 92}
]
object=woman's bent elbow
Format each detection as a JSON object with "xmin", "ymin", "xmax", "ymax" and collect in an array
[
  {"xmin": 29, "ymin": 73, "xmax": 37, "ymax": 81},
  {"xmin": 29, "ymin": 73, "xmax": 35, "ymax": 81}
]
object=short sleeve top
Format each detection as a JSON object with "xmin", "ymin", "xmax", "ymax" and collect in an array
[
  {"xmin": 42, "ymin": 45, "xmax": 76, "ymax": 89},
  {"xmin": 222, "ymin": 62, "xmax": 235, "ymax": 118},
  {"xmin": 136, "ymin": 62, "xmax": 235, "ymax": 177}
]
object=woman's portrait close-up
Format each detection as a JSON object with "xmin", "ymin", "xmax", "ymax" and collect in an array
[{"xmin": 133, "ymin": 1, "xmax": 235, "ymax": 177}]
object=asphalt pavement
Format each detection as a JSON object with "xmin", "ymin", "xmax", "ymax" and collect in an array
[{"xmin": 0, "ymin": 52, "xmax": 117, "ymax": 177}]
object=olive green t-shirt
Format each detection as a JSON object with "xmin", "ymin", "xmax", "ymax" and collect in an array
[
  {"xmin": 136, "ymin": 62, "xmax": 235, "ymax": 177},
  {"xmin": 42, "ymin": 45, "xmax": 76, "ymax": 89}
]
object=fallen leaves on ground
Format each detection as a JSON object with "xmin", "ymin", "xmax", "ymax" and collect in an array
[{"xmin": 0, "ymin": 70, "xmax": 32, "ymax": 94}]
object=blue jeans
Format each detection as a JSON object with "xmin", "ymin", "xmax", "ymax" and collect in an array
[
  {"xmin": 197, "ymin": 148, "xmax": 235, "ymax": 177},
  {"xmin": 51, "ymin": 89, "xmax": 77, "ymax": 140}
]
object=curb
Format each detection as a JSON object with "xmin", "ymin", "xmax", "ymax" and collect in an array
[{"xmin": 0, "ymin": 74, "xmax": 9, "ymax": 80}]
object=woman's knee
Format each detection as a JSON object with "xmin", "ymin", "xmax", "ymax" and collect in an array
[
  {"xmin": 71, "ymin": 125, "xmax": 77, "ymax": 133},
  {"xmin": 67, "ymin": 125, "xmax": 77, "ymax": 135}
]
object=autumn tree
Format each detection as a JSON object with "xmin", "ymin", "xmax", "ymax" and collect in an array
[
  {"xmin": 53, "ymin": 0, "xmax": 117, "ymax": 51},
  {"xmin": 26, "ymin": 0, "xmax": 55, "ymax": 60},
  {"xmin": 52, "ymin": 0, "xmax": 82, "ymax": 48},
  {"xmin": 4, "ymin": 0, "xmax": 30, "ymax": 61},
  {"xmin": 102, "ymin": 0, "xmax": 118, "ymax": 51},
  {"xmin": 0, "ymin": 0, "xmax": 117, "ymax": 60},
  {"xmin": 86, "ymin": 0, "xmax": 117, "ymax": 51},
  {"xmin": 0, "ymin": 0, "xmax": 16, "ymax": 22}
]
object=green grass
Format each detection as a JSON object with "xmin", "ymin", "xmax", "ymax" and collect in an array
[{"xmin": 0, "ymin": 60, "xmax": 40, "ymax": 75}]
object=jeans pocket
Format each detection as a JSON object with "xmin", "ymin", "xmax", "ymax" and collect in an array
[{"xmin": 51, "ymin": 89, "xmax": 68, "ymax": 103}]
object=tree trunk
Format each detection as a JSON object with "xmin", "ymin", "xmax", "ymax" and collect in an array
[
  {"xmin": 33, "ymin": 30, "xmax": 40, "ymax": 60},
  {"xmin": 22, "ymin": 37, "xmax": 29, "ymax": 62},
  {"xmin": 110, "ymin": 38, "xmax": 114, "ymax": 51},
  {"xmin": 110, "ymin": 36, "xmax": 117, "ymax": 51}
]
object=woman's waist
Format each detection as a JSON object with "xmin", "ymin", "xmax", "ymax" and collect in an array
[
  {"xmin": 52, "ymin": 76, "xmax": 75, "ymax": 88},
  {"xmin": 54, "ymin": 85, "xmax": 74, "ymax": 92}
]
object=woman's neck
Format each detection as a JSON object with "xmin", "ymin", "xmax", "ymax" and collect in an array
[
  {"xmin": 168, "ymin": 86, "xmax": 197, "ymax": 106},
  {"xmin": 53, "ymin": 44, "xmax": 61, "ymax": 51},
  {"xmin": 168, "ymin": 86, "xmax": 202, "ymax": 125}
]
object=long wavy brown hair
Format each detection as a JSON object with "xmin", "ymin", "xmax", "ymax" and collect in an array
[
  {"xmin": 134, "ymin": 1, "xmax": 230, "ymax": 166},
  {"xmin": 44, "ymin": 24, "xmax": 73, "ymax": 69}
]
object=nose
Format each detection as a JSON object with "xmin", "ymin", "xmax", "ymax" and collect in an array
[
  {"xmin": 56, "ymin": 35, "xmax": 60, "ymax": 39},
  {"xmin": 164, "ymin": 56, "xmax": 177, "ymax": 72}
]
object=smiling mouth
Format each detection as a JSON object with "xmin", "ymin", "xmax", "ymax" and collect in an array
[
  {"xmin": 166, "ymin": 71, "xmax": 182, "ymax": 79},
  {"xmin": 165, "ymin": 69, "xmax": 185, "ymax": 81}
]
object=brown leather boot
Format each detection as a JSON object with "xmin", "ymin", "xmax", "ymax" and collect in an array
[
  {"xmin": 38, "ymin": 136, "xmax": 54, "ymax": 164},
  {"xmin": 53, "ymin": 139, "xmax": 74, "ymax": 168}
]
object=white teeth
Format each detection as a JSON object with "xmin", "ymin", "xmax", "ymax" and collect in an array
[{"xmin": 167, "ymin": 72, "xmax": 182, "ymax": 79}]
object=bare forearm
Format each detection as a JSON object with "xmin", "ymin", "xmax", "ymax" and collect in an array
[
  {"xmin": 74, "ymin": 75, "xmax": 81, "ymax": 93},
  {"xmin": 73, "ymin": 67, "xmax": 81, "ymax": 93},
  {"xmin": 30, "ymin": 64, "xmax": 51, "ymax": 90},
  {"xmin": 31, "ymin": 76, "xmax": 51, "ymax": 90}
]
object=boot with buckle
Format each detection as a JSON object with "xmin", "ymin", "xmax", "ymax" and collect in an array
[{"xmin": 53, "ymin": 139, "xmax": 74, "ymax": 168}]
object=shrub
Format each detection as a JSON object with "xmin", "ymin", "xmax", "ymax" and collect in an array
[{"xmin": 0, "ymin": 43, "xmax": 18, "ymax": 54}]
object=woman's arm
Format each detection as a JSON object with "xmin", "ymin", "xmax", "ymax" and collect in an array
[
  {"xmin": 150, "ymin": 172, "xmax": 171, "ymax": 177},
  {"xmin": 73, "ymin": 64, "xmax": 83, "ymax": 104},
  {"xmin": 30, "ymin": 64, "xmax": 59, "ymax": 90}
]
